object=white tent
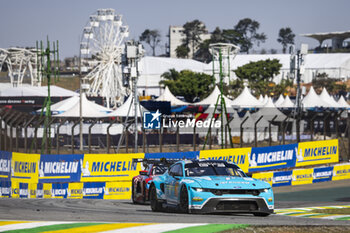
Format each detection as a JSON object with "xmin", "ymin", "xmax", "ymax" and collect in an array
[
  {"xmin": 239, "ymin": 111, "xmax": 256, "ymax": 143},
  {"xmin": 302, "ymin": 86, "xmax": 331, "ymax": 108},
  {"xmin": 39, "ymin": 96, "xmax": 79, "ymax": 115},
  {"xmin": 258, "ymin": 94, "xmax": 264, "ymax": 103},
  {"xmin": 0, "ymin": 85, "xmax": 78, "ymax": 97},
  {"xmin": 53, "ymin": 93, "xmax": 110, "ymax": 118},
  {"xmin": 278, "ymin": 95, "xmax": 295, "ymax": 108},
  {"xmin": 204, "ymin": 104, "xmax": 235, "ymax": 114},
  {"xmin": 195, "ymin": 86, "xmax": 234, "ymax": 106},
  {"xmin": 319, "ymin": 88, "xmax": 341, "ymax": 108},
  {"xmin": 274, "ymin": 94, "xmax": 285, "ymax": 107},
  {"xmin": 231, "ymin": 87, "xmax": 264, "ymax": 108},
  {"xmin": 337, "ymin": 96, "xmax": 350, "ymax": 109},
  {"xmin": 262, "ymin": 95, "xmax": 269, "ymax": 105},
  {"xmin": 251, "ymin": 111, "xmax": 278, "ymax": 141},
  {"xmin": 259, "ymin": 97, "xmax": 287, "ymax": 122},
  {"xmin": 155, "ymin": 86, "xmax": 189, "ymax": 106},
  {"xmin": 108, "ymin": 96, "xmax": 147, "ymax": 117}
]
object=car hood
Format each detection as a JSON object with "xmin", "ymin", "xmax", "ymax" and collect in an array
[{"xmin": 183, "ymin": 176, "xmax": 270, "ymax": 189}]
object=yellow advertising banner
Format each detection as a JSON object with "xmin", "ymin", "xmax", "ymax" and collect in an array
[
  {"xmin": 29, "ymin": 183, "xmax": 37, "ymax": 198},
  {"xmin": 68, "ymin": 183, "xmax": 83, "ymax": 199},
  {"xmin": 11, "ymin": 180, "xmax": 19, "ymax": 198},
  {"xmin": 296, "ymin": 139, "xmax": 338, "ymax": 167},
  {"xmin": 292, "ymin": 168, "xmax": 313, "ymax": 185},
  {"xmin": 332, "ymin": 163, "xmax": 350, "ymax": 181},
  {"xmin": 199, "ymin": 148, "xmax": 251, "ymax": 173},
  {"xmin": 252, "ymin": 172, "xmax": 273, "ymax": 186},
  {"xmin": 103, "ymin": 181, "xmax": 132, "ymax": 200},
  {"xmin": 43, "ymin": 183, "xmax": 52, "ymax": 199},
  {"xmin": 80, "ymin": 153, "xmax": 144, "ymax": 182},
  {"xmin": 11, "ymin": 152, "xmax": 40, "ymax": 183}
]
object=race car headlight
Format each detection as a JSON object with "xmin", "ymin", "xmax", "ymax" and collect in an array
[
  {"xmin": 262, "ymin": 188, "xmax": 270, "ymax": 193},
  {"xmin": 192, "ymin": 187, "xmax": 204, "ymax": 192}
]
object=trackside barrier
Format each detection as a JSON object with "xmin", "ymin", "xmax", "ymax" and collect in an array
[
  {"xmin": 0, "ymin": 139, "xmax": 345, "ymax": 199},
  {"xmin": 252, "ymin": 163, "xmax": 350, "ymax": 187}
]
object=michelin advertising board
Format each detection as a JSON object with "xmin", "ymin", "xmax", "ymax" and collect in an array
[
  {"xmin": 200, "ymin": 148, "xmax": 250, "ymax": 173},
  {"xmin": 0, "ymin": 151, "xmax": 11, "ymax": 181},
  {"xmin": 80, "ymin": 153, "xmax": 143, "ymax": 182},
  {"xmin": 296, "ymin": 139, "xmax": 338, "ymax": 167},
  {"xmin": 249, "ymin": 144, "xmax": 297, "ymax": 172},
  {"xmin": 39, "ymin": 154, "xmax": 84, "ymax": 183}
]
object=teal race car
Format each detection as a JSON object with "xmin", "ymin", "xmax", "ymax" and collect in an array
[{"xmin": 149, "ymin": 159, "xmax": 274, "ymax": 216}]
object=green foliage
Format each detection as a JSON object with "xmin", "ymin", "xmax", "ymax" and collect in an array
[
  {"xmin": 182, "ymin": 20, "xmax": 207, "ymax": 58},
  {"xmin": 234, "ymin": 59, "xmax": 282, "ymax": 82},
  {"xmin": 233, "ymin": 18, "xmax": 267, "ymax": 53},
  {"xmin": 175, "ymin": 45, "xmax": 190, "ymax": 58},
  {"xmin": 193, "ymin": 27, "xmax": 226, "ymax": 62},
  {"xmin": 312, "ymin": 73, "xmax": 347, "ymax": 94},
  {"xmin": 272, "ymin": 79, "xmax": 294, "ymax": 96},
  {"xmin": 160, "ymin": 69, "xmax": 215, "ymax": 102},
  {"xmin": 233, "ymin": 59, "xmax": 290, "ymax": 96},
  {"xmin": 225, "ymin": 79, "xmax": 244, "ymax": 98},
  {"xmin": 277, "ymin": 27, "xmax": 295, "ymax": 53},
  {"xmin": 139, "ymin": 29, "xmax": 161, "ymax": 56}
]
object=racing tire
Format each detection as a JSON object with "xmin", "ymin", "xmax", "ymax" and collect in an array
[
  {"xmin": 179, "ymin": 185, "xmax": 189, "ymax": 213},
  {"xmin": 150, "ymin": 185, "xmax": 162, "ymax": 212},
  {"xmin": 253, "ymin": 212, "xmax": 270, "ymax": 217},
  {"xmin": 131, "ymin": 180, "xmax": 137, "ymax": 204},
  {"xmin": 143, "ymin": 182, "xmax": 147, "ymax": 203}
]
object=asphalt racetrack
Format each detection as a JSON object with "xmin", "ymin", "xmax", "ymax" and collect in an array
[{"xmin": 0, "ymin": 180, "xmax": 349, "ymax": 226}]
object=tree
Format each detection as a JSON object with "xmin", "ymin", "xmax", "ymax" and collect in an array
[
  {"xmin": 160, "ymin": 69, "xmax": 214, "ymax": 102},
  {"xmin": 233, "ymin": 18, "xmax": 267, "ymax": 53},
  {"xmin": 234, "ymin": 59, "xmax": 282, "ymax": 95},
  {"xmin": 175, "ymin": 45, "xmax": 190, "ymax": 58},
  {"xmin": 139, "ymin": 29, "xmax": 161, "ymax": 56},
  {"xmin": 194, "ymin": 27, "xmax": 225, "ymax": 62},
  {"xmin": 277, "ymin": 27, "xmax": 295, "ymax": 53},
  {"xmin": 182, "ymin": 20, "xmax": 207, "ymax": 58},
  {"xmin": 234, "ymin": 59, "xmax": 282, "ymax": 83}
]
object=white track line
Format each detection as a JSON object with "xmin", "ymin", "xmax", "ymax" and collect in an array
[
  {"xmin": 0, "ymin": 221, "xmax": 73, "ymax": 232},
  {"xmin": 100, "ymin": 223, "xmax": 207, "ymax": 233}
]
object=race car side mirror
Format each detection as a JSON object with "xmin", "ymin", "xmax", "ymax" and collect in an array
[{"xmin": 139, "ymin": 170, "xmax": 148, "ymax": 176}]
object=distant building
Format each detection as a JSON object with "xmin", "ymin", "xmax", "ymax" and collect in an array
[
  {"xmin": 301, "ymin": 30, "xmax": 350, "ymax": 51},
  {"xmin": 168, "ymin": 25, "xmax": 211, "ymax": 59}
]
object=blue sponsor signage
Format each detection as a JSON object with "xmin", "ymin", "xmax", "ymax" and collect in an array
[
  {"xmin": 0, "ymin": 180, "xmax": 11, "ymax": 197},
  {"xmin": 313, "ymin": 167, "xmax": 333, "ymax": 183},
  {"xmin": 272, "ymin": 170, "xmax": 292, "ymax": 187},
  {"xmin": 52, "ymin": 183, "xmax": 69, "ymax": 198},
  {"xmin": 145, "ymin": 151, "xmax": 199, "ymax": 160},
  {"xmin": 37, "ymin": 183, "xmax": 43, "ymax": 198},
  {"xmin": 83, "ymin": 182, "xmax": 105, "ymax": 199},
  {"xmin": 39, "ymin": 154, "xmax": 84, "ymax": 183},
  {"xmin": 19, "ymin": 183, "xmax": 29, "ymax": 198},
  {"xmin": 0, "ymin": 151, "xmax": 11, "ymax": 181},
  {"xmin": 249, "ymin": 144, "xmax": 297, "ymax": 172}
]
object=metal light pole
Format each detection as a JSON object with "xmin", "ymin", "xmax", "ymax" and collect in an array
[{"xmin": 294, "ymin": 44, "xmax": 308, "ymax": 143}]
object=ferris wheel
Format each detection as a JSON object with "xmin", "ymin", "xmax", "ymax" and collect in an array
[
  {"xmin": 0, "ymin": 47, "xmax": 41, "ymax": 87},
  {"xmin": 80, "ymin": 8, "xmax": 130, "ymax": 108}
]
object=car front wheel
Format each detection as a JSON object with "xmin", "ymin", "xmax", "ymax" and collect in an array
[
  {"xmin": 179, "ymin": 185, "xmax": 189, "ymax": 213},
  {"xmin": 150, "ymin": 185, "xmax": 162, "ymax": 212}
]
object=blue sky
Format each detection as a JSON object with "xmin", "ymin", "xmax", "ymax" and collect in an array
[{"xmin": 1, "ymin": 0, "xmax": 349, "ymax": 58}]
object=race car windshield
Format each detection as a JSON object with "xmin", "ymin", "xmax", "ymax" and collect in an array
[
  {"xmin": 184, "ymin": 161, "xmax": 246, "ymax": 177},
  {"xmin": 153, "ymin": 165, "xmax": 167, "ymax": 175}
]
